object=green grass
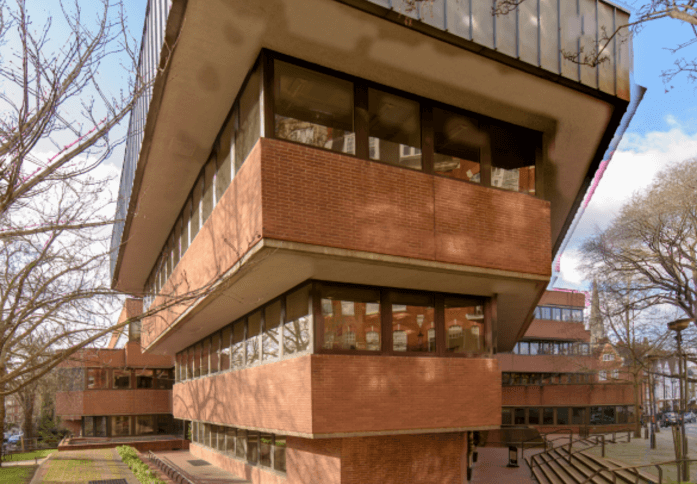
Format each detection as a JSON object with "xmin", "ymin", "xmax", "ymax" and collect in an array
[
  {"xmin": 116, "ymin": 445, "xmax": 165, "ymax": 484},
  {"xmin": 0, "ymin": 465, "xmax": 37, "ymax": 484},
  {"xmin": 43, "ymin": 457, "xmax": 100, "ymax": 482},
  {"xmin": 3, "ymin": 448, "xmax": 57, "ymax": 461}
]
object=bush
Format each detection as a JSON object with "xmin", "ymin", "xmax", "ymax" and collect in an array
[{"xmin": 116, "ymin": 446, "xmax": 165, "ymax": 484}]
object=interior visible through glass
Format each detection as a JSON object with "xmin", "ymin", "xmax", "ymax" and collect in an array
[
  {"xmin": 275, "ymin": 60, "xmax": 355, "ymax": 155},
  {"xmin": 368, "ymin": 88, "xmax": 421, "ymax": 170},
  {"xmin": 321, "ymin": 286, "xmax": 381, "ymax": 351},
  {"xmin": 433, "ymin": 107, "xmax": 485, "ymax": 183},
  {"xmin": 390, "ymin": 292, "xmax": 435, "ymax": 352}
]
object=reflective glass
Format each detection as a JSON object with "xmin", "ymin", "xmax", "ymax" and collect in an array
[
  {"xmin": 391, "ymin": 292, "xmax": 435, "ymax": 352},
  {"xmin": 557, "ymin": 408, "xmax": 569, "ymax": 425},
  {"xmin": 284, "ymin": 285, "xmax": 311, "ymax": 355},
  {"xmin": 444, "ymin": 296, "xmax": 485, "ymax": 354},
  {"xmin": 231, "ymin": 320, "xmax": 245, "ymax": 368},
  {"xmin": 220, "ymin": 327, "xmax": 231, "ymax": 371},
  {"xmin": 263, "ymin": 301, "xmax": 281, "ymax": 361},
  {"xmin": 489, "ymin": 123, "xmax": 537, "ymax": 194},
  {"xmin": 368, "ymin": 89, "xmax": 421, "ymax": 170},
  {"xmin": 275, "ymin": 60, "xmax": 355, "ymax": 155},
  {"xmin": 274, "ymin": 436, "xmax": 286, "ymax": 472},
  {"xmin": 247, "ymin": 312, "xmax": 261, "ymax": 365},
  {"xmin": 236, "ymin": 63, "xmax": 261, "ymax": 167},
  {"xmin": 321, "ymin": 286, "xmax": 381, "ymax": 351},
  {"xmin": 433, "ymin": 107, "xmax": 485, "ymax": 183}
]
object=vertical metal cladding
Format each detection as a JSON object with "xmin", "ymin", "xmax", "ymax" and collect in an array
[{"xmin": 110, "ymin": 0, "xmax": 172, "ymax": 277}]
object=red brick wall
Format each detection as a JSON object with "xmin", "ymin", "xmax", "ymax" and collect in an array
[
  {"xmin": 261, "ymin": 138, "xmax": 551, "ymax": 276},
  {"xmin": 173, "ymin": 356, "xmax": 313, "ymax": 435},
  {"xmin": 191, "ymin": 443, "xmax": 288, "ymax": 484},
  {"xmin": 288, "ymin": 437, "xmax": 342, "ymax": 484},
  {"xmin": 311, "ymin": 355, "xmax": 501, "ymax": 434},
  {"xmin": 143, "ymin": 137, "xmax": 552, "ymax": 348},
  {"xmin": 341, "ymin": 433, "xmax": 465, "ymax": 484},
  {"xmin": 496, "ymin": 353, "xmax": 598, "ymax": 373},
  {"xmin": 124, "ymin": 341, "xmax": 174, "ymax": 368},
  {"xmin": 174, "ymin": 355, "xmax": 500, "ymax": 436},
  {"xmin": 502, "ymin": 383, "xmax": 635, "ymax": 406},
  {"xmin": 523, "ymin": 320, "xmax": 590, "ymax": 341},
  {"xmin": 539, "ymin": 291, "xmax": 585, "ymax": 307},
  {"xmin": 56, "ymin": 389, "xmax": 172, "ymax": 417}
]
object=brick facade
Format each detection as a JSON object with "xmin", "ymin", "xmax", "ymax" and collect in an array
[
  {"xmin": 173, "ymin": 354, "xmax": 501, "ymax": 436},
  {"xmin": 56, "ymin": 389, "xmax": 172, "ymax": 417}
]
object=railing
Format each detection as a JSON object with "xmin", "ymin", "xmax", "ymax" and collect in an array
[
  {"xmin": 579, "ymin": 458, "xmax": 697, "ymax": 484},
  {"xmin": 528, "ymin": 431, "xmax": 632, "ymax": 476},
  {"xmin": 148, "ymin": 450, "xmax": 196, "ymax": 484},
  {"xmin": 110, "ymin": 0, "xmax": 172, "ymax": 277}
]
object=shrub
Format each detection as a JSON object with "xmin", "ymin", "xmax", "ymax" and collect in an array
[{"xmin": 116, "ymin": 446, "xmax": 165, "ymax": 484}]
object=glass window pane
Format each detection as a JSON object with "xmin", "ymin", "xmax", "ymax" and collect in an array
[
  {"xmin": 502, "ymin": 408, "xmax": 512, "ymax": 425},
  {"xmin": 552, "ymin": 307, "xmax": 562, "ymax": 321},
  {"xmin": 217, "ymin": 111, "xmax": 234, "ymax": 201},
  {"xmin": 155, "ymin": 369, "xmax": 173, "ymax": 389},
  {"xmin": 321, "ymin": 286, "xmax": 381, "ymax": 351},
  {"xmin": 368, "ymin": 88, "xmax": 421, "ymax": 170},
  {"xmin": 514, "ymin": 408, "xmax": 526, "ymax": 425},
  {"xmin": 225, "ymin": 427, "xmax": 236, "ymax": 454},
  {"xmin": 543, "ymin": 408, "xmax": 554, "ymax": 425},
  {"xmin": 113, "ymin": 370, "xmax": 131, "ymax": 390},
  {"xmin": 236, "ymin": 63, "xmax": 261, "ymax": 169},
  {"xmin": 210, "ymin": 333, "xmax": 220, "ymax": 373},
  {"xmin": 111, "ymin": 416, "xmax": 130, "ymax": 437},
  {"xmin": 572, "ymin": 407, "xmax": 585, "ymax": 425},
  {"xmin": 201, "ymin": 339, "xmax": 209, "ymax": 376},
  {"xmin": 84, "ymin": 416, "xmax": 94, "ymax": 437},
  {"xmin": 202, "ymin": 157, "xmax": 215, "ymax": 224},
  {"xmin": 519, "ymin": 342, "xmax": 529, "ymax": 355},
  {"xmin": 528, "ymin": 408, "xmax": 540, "ymax": 425},
  {"xmin": 231, "ymin": 320, "xmax": 245, "ymax": 368},
  {"xmin": 136, "ymin": 370, "xmax": 154, "ymax": 389},
  {"xmin": 391, "ymin": 292, "xmax": 435, "ymax": 352},
  {"xmin": 617, "ymin": 406, "xmax": 628, "ymax": 424},
  {"xmin": 87, "ymin": 369, "xmax": 108, "ymax": 389},
  {"xmin": 247, "ymin": 432, "xmax": 259, "ymax": 464},
  {"xmin": 285, "ymin": 285, "xmax": 311, "ymax": 355},
  {"xmin": 136, "ymin": 415, "xmax": 156, "ymax": 436},
  {"xmin": 573, "ymin": 309, "xmax": 584, "ymax": 323},
  {"xmin": 263, "ymin": 301, "xmax": 281, "ymax": 361},
  {"xmin": 444, "ymin": 296, "xmax": 485, "ymax": 354},
  {"xmin": 590, "ymin": 406, "xmax": 603, "ymax": 425},
  {"xmin": 275, "ymin": 60, "xmax": 355, "ymax": 155},
  {"xmin": 194, "ymin": 343, "xmax": 201, "ymax": 377},
  {"xmin": 433, "ymin": 107, "xmax": 486, "ymax": 183},
  {"xmin": 274, "ymin": 436, "xmax": 286, "ymax": 472},
  {"xmin": 191, "ymin": 177, "xmax": 202, "ymax": 242},
  {"xmin": 236, "ymin": 429, "xmax": 247, "ymax": 459},
  {"xmin": 603, "ymin": 406, "xmax": 616, "ymax": 424},
  {"xmin": 260, "ymin": 433, "xmax": 272, "ymax": 467},
  {"xmin": 561, "ymin": 308, "xmax": 573, "ymax": 321},
  {"xmin": 181, "ymin": 200, "xmax": 191, "ymax": 254},
  {"xmin": 540, "ymin": 307, "xmax": 551, "ymax": 320},
  {"xmin": 220, "ymin": 328, "xmax": 231, "ymax": 371},
  {"xmin": 489, "ymin": 123, "xmax": 537, "ymax": 194},
  {"xmin": 204, "ymin": 423, "xmax": 211, "ymax": 446},
  {"xmin": 247, "ymin": 312, "xmax": 261, "ymax": 365},
  {"xmin": 557, "ymin": 408, "xmax": 569, "ymax": 425},
  {"xmin": 529, "ymin": 342, "xmax": 539, "ymax": 355}
]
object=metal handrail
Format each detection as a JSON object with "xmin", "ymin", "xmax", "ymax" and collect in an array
[
  {"xmin": 528, "ymin": 431, "xmax": 632, "ymax": 477},
  {"xmin": 481, "ymin": 431, "xmax": 550, "ymax": 462},
  {"xmin": 579, "ymin": 457, "xmax": 697, "ymax": 484},
  {"xmin": 148, "ymin": 450, "xmax": 196, "ymax": 484}
]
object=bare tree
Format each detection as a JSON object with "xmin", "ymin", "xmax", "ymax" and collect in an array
[{"xmin": 0, "ymin": 0, "xmax": 223, "ymax": 463}]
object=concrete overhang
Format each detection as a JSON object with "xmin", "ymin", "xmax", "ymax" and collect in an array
[
  {"xmin": 143, "ymin": 239, "xmax": 549, "ymax": 356},
  {"xmin": 113, "ymin": 0, "xmax": 628, "ymax": 295}
]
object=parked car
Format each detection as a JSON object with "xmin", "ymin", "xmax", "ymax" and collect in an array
[
  {"xmin": 663, "ymin": 412, "xmax": 679, "ymax": 426},
  {"xmin": 681, "ymin": 412, "xmax": 695, "ymax": 424}
]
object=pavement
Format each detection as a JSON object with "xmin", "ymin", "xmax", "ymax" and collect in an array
[
  {"xmin": 154, "ymin": 450, "xmax": 251, "ymax": 483},
  {"xmin": 584, "ymin": 424, "xmax": 697, "ymax": 482},
  {"xmin": 28, "ymin": 448, "xmax": 140, "ymax": 484}
]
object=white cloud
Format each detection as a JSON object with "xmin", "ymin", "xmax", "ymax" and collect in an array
[{"xmin": 553, "ymin": 122, "xmax": 697, "ymax": 289}]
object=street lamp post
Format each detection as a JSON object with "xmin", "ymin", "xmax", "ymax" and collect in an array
[{"xmin": 668, "ymin": 318, "xmax": 693, "ymax": 483}]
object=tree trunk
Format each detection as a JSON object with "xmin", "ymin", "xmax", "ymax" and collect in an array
[
  {"xmin": 21, "ymin": 388, "xmax": 34, "ymax": 447},
  {"xmin": 0, "ymin": 365, "xmax": 6, "ymax": 467},
  {"xmin": 633, "ymin": 370, "xmax": 642, "ymax": 438}
]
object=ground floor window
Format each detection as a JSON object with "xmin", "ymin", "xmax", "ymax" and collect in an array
[
  {"xmin": 503, "ymin": 406, "xmax": 635, "ymax": 426},
  {"xmin": 188, "ymin": 420, "xmax": 286, "ymax": 474},
  {"xmin": 82, "ymin": 414, "xmax": 176, "ymax": 437}
]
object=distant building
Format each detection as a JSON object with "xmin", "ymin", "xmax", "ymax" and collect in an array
[
  {"xmin": 498, "ymin": 290, "xmax": 635, "ymax": 432},
  {"xmin": 55, "ymin": 299, "xmax": 179, "ymax": 442}
]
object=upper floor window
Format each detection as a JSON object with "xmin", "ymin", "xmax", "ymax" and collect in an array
[
  {"xmin": 87, "ymin": 369, "xmax": 108, "ymax": 390},
  {"xmin": 599, "ymin": 370, "xmax": 607, "ymax": 381},
  {"xmin": 603, "ymin": 353, "xmax": 615, "ymax": 361},
  {"xmin": 535, "ymin": 305, "xmax": 583, "ymax": 323}
]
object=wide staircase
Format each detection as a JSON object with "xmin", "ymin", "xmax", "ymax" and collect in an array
[{"xmin": 527, "ymin": 434, "xmax": 659, "ymax": 484}]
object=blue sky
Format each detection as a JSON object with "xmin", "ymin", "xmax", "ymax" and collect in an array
[{"xmin": 553, "ymin": 8, "xmax": 697, "ymax": 291}]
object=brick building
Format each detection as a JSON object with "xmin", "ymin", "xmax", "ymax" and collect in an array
[
  {"xmin": 108, "ymin": 0, "xmax": 638, "ymax": 482},
  {"xmin": 498, "ymin": 290, "xmax": 635, "ymax": 433},
  {"xmin": 55, "ymin": 299, "xmax": 177, "ymax": 439}
]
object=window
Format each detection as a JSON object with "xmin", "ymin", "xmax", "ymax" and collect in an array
[
  {"xmin": 260, "ymin": 433, "xmax": 273, "ymax": 467},
  {"xmin": 210, "ymin": 333, "xmax": 220, "ymax": 373},
  {"xmin": 87, "ymin": 369, "xmax": 108, "ymax": 389},
  {"xmin": 529, "ymin": 342, "xmax": 539, "ymax": 355},
  {"xmin": 557, "ymin": 408, "xmax": 569, "ymax": 425},
  {"xmin": 112, "ymin": 416, "xmax": 130, "ymax": 436},
  {"xmin": 551, "ymin": 307, "xmax": 562, "ymax": 321},
  {"xmin": 274, "ymin": 436, "xmax": 287, "ymax": 472},
  {"xmin": 247, "ymin": 431, "xmax": 259, "ymax": 464},
  {"xmin": 202, "ymin": 156, "xmax": 215, "ymax": 224},
  {"xmin": 236, "ymin": 429, "xmax": 247, "ymax": 459},
  {"xmin": 368, "ymin": 88, "xmax": 421, "ymax": 170},
  {"xmin": 572, "ymin": 407, "xmax": 585, "ymax": 425},
  {"xmin": 155, "ymin": 369, "xmax": 174, "ymax": 390},
  {"xmin": 519, "ymin": 342, "xmax": 529, "ymax": 355},
  {"xmin": 285, "ymin": 285, "xmax": 311, "ymax": 355},
  {"xmin": 220, "ymin": 327, "xmax": 232, "ymax": 371},
  {"xmin": 247, "ymin": 312, "xmax": 262, "ymax": 365},
  {"xmin": 216, "ymin": 112, "xmax": 234, "ymax": 200},
  {"xmin": 603, "ymin": 353, "xmax": 615, "ymax": 361},
  {"xmin": 599, "ymin": 370, "xmax": 607, "ymax": 381},
  {"xmin": 321, "ymin": 285, "xmax": 381, "ymax": 351},
  {"xmin": 612, "ymin": 369, "xmax": 619, "ymax": 379},
  {"xmin": 136, "ymin": 415, "xmax": 156, "ymax": 436},
  {"xmin": 433, "ymin": 107, "xmax": 484, "ymax": 183},
  {"xmin": 263, "ymin": 300, "xmax": 281, "ymax": 361},
  {"xmin": 113, "ymin": 370, "xmax": 131, "ymax": 390},
  {"xmin": 542, "ymin": 408, "xmax": 554, "ymax": 425},
  {"xmin": 573, "ymin": 309, "xmax": 584, "ymax": 322},
  {"xmin": 489, "ymin": 123, "xmax": 537, "ymax": 194},
  {"xmin": 231, "ymin": 320, "xmax": 245, "ymax": 369},
  {"xmin": 603, "ymin": 406, "xmax": 616, "ymax": 424},
  {"xmin": 136, "ymin": 370, "xmax": 154, "ymax": 389},
  {"xmin": 502, "ymin": 408, "xmax": 512, "ymax": 425},
  {"xmin": 445, "ymin": 296, "xmax": 485, "ymax": 354},
  {"xmin": 514, "ymin": 408, "xmax": 526, "ymax": 425},
  {"xmin": 561, "ymin": 309, "xmax": 573, "ymax": 322},
  {"xmin": 528, "ymin": 408, "xmax": 540, "ymax": 425},
  {"xmin": 236, "ymin": 62, "xmax": 261, "ymax": 166},
  {"xmin": 539, "ymin": 307, "xmax": 551, "ymax": 320},
  {"xmin": 225, "ymin": 427, "xmax": 236, "ymax": 455},
  {"xmin": 201, "ymin": 338, "xmax": 209, "ymax": 376},
  {"xmin": 193, "ymin": 343, "xmax": 201, "ymax": 377},
  {"xmin": 391, "ymin": 292, "xmax": 435, "ymax": 353},
  {"xmin": 275, "ymin": 60, "xmax": 355, "ymax": 155}
]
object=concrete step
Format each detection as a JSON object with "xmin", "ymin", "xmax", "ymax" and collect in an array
[{"xmin": 581, "ymin": 453, "xmax": 659, "ymax": 484}]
